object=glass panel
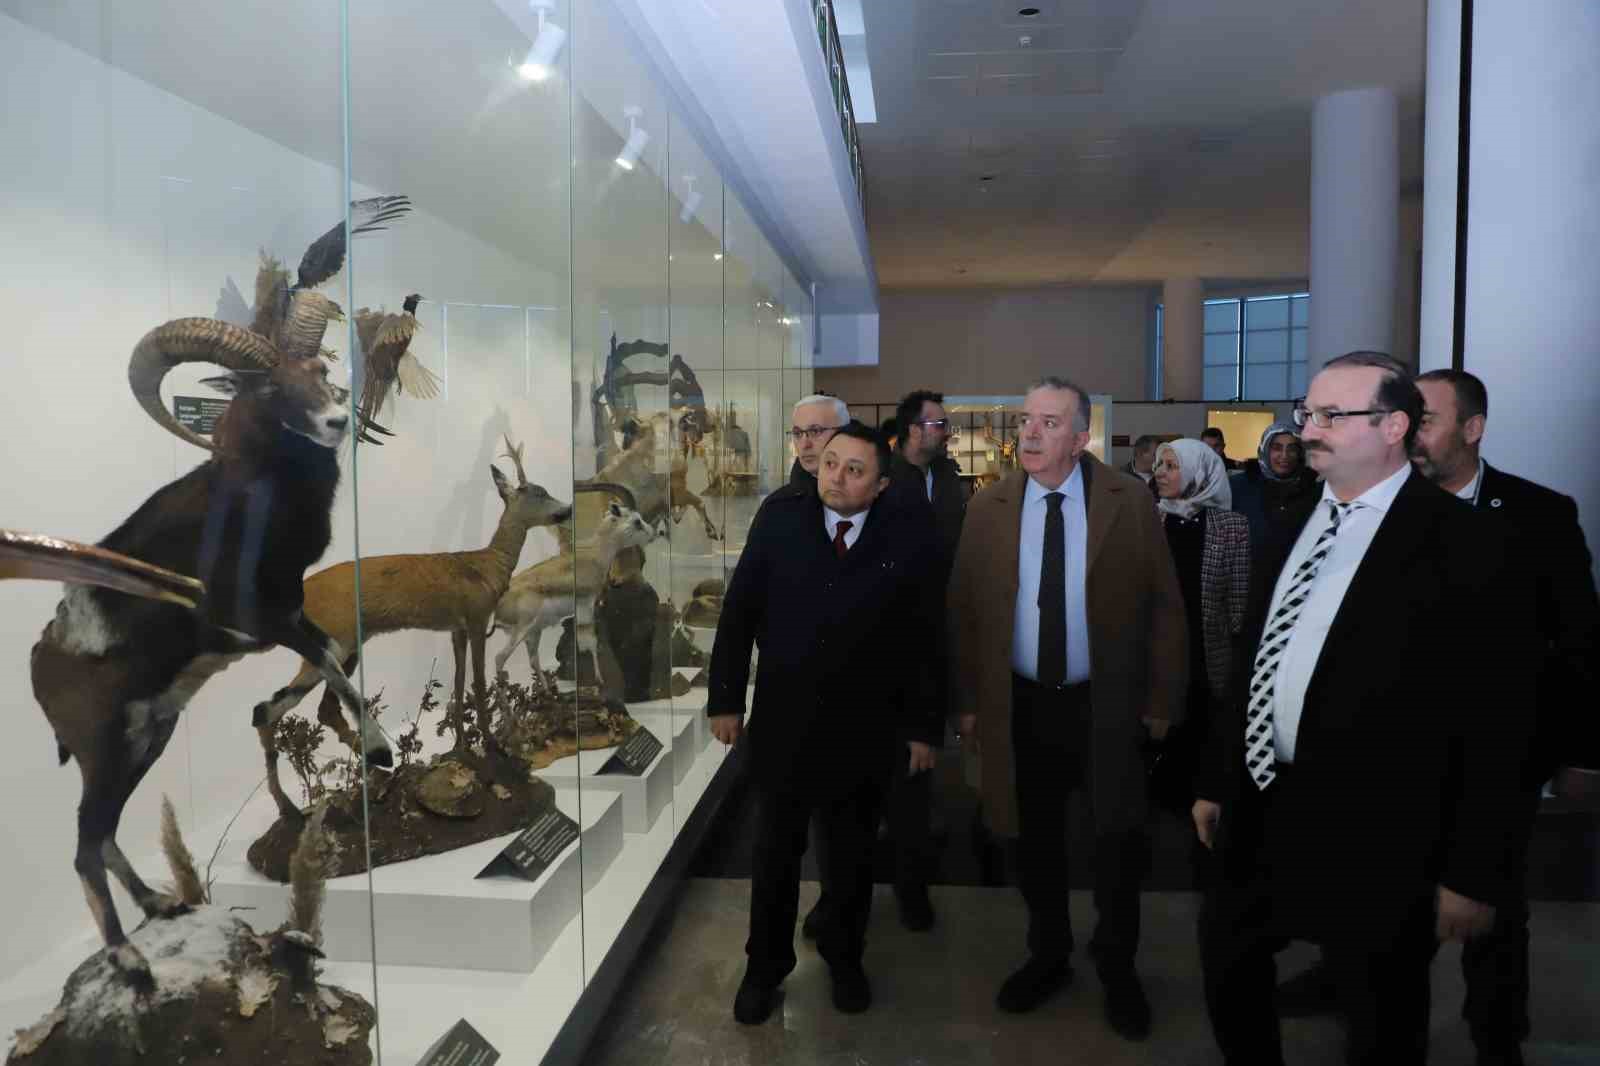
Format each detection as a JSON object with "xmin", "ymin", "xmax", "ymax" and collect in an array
[
  {"xmin": 1203, "ymin": 299, "xmax": 1240, "ymax": 333},
  {"xmin": 1244, "ymin": 328, "xmax": 1290, "ymax": 362},
  {"xmin": 1290, "ymin": 328, "xmax": 1308, "ymax": 361},
  {"xmin": 1204, "ymin": 332, "xmax": 1239, "ymax": 366},
  {"xmin": 1244, "ymin": 294, "xmax": 1291, "ymax": 329},
  {"xmin": 1290, "ymin": 361, "xmax": 1309, "ymax": 400},
  {"xmin": 1291, "ymin": 294, "xmax": 1310, "ymax": 326},
  {"xmin": 1244, "ymin": 362, "xmax": 1290, "ymax": 401},
  {"xmin": 1205, "ymin": 365, "xmax": 1240, "ymax": 401}
]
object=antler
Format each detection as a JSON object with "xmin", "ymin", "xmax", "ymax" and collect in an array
[{"xmin": 500, "ymin": 434, "xmax": 528, "ymax": 486}]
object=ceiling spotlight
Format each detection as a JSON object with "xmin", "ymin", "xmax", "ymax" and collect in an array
[
  {"xmin": 713, "ymin": 252, "xmax": 724, "ymax": 261},
  {"xmin": 516, "ymin": 0, "xmax": 566, "ymax": 82},
  {"xmin": 679, "ymin": 175, "xmax": 703, "ymax": 223},
  {"xmin": 615, "ymin": 106, "xmax": 649, "ymax": 171}
]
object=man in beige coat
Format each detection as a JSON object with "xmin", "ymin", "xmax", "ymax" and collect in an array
[{"xmin": 947, "ymin": 376, "xmax": 1187, "ymax": 1039}]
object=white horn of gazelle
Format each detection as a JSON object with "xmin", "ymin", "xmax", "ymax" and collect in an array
[{"xmin": 128, "ymin": 317, "xmax": 281, "ymax": 451}]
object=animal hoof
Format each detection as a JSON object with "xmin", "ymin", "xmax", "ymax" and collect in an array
[
  {"xmin": 365, "ymin": 745, "xmax": 394, "ymax": 769},
  {"xmin": 251, "ymin": 701, "xmax": 271, "ymax": 728},
  {"xmin": 109, "ymin": 943, "xmax": 155, "ymax": 992},
  {"xmin": 141, "ymin": 892, "xmax": 191, "ymax": 920}
]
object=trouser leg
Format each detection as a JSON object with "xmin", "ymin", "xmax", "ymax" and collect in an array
[
  {"xmin": 1011, "ymin": 676, "xmax": 1087, "ymax": 960},
  {"xmin": 888, "ymin": 755, "xmax": 933, "ymax": 892},
  {"xmin": 1326, "ymin": 914, "xmax": 1436, "ymax": 1066},
  {"xmin": 1461, "ymin": 786, "xmax": 1539, "ymax": 1051},
  {"xmin": 745, "ymin": 787, "xmax": 811, "ymax": 983},
  {"xmin": 1089, "ymin": 827, "xmax": 1151, "ymax": 971},
  {"xmin": 1200, "ymin": 878, "xmax": 1286, "ymax": 1066},
  {"xmin": 814, "ymin": 777, "xmax": 884, "ymax": 969}
]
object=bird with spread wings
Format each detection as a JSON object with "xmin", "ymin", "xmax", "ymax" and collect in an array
[{"xmin": 353, "ymin": 293, "xmax": 441, "ymax": 438}]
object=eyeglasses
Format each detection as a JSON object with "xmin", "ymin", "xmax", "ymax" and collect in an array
[
  {"xmin": 790, "ymin": 425, "xmax": 836, "ymax": 441},
  {"xmin": 1291, "ymin": 404, "xmax": 1392, "ymax": 429},
  {"xmin": 910, "ymin": 418, "xmax": 949, "ymax": 431}
]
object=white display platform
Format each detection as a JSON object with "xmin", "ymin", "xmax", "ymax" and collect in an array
[
  {"xmin": 533, "ymin": 735, "xmax": 671, "ymax": 835},
  {"xmin": 207, "ymin": 784, "xmax": 622, "ymax": 974},
  {"xmin": 629, "ymin": 707, "xmax": 697, "ymax": 787}
]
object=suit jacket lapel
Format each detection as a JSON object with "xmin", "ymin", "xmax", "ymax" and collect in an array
[
  {"xmin": 992, "ymin": 470, "xmax": 1025, "ymax": 601},
  {"xmin": 1083, "ymin": 456, "xmax": 1122, "ymax": 576}
]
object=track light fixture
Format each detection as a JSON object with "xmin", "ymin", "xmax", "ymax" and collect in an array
[
  {"xmin": 679, "ymin": 175, "xmax": 703, "ymax": 224},
  {"xmin": 516, "ymin": 0, "xmax": 566, "ymax": 82},
  {"xmin": 616, "ymin": 106, "xmax": 649, "ymax": 171}
]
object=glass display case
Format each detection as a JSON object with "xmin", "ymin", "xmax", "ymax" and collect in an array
[{"xmin": 0, "ymin": 1, "xmax": 810, "ymax": 1062}]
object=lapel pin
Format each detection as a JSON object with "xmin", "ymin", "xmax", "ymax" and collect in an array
[{"xmin": 1490, "ymin": 498, "xmax": 1502, "ymax": 508}]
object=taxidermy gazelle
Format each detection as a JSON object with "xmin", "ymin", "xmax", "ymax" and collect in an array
[
  {"xmin": 255, "ymin": 436, "xmax": 570, "ymax": 818},
  {"xmin": 31, "ymin": 318, "xmax": 366, "ymax": 988},
  {"xmin": 353, "ymin": 293, "xmax": 440, "ymax": 437},
  {"xmin": 491, "ymin": 499, "xmax": 656, "ymax": 697}
]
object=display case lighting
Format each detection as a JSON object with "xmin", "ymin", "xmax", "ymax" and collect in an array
[
  {"xmin": 616, "ymin": 106, "xmax": 649, "ymax": 170},
  {"xmin": 515, "ymin": 0, "xmax": 565, "ymax": 82}
]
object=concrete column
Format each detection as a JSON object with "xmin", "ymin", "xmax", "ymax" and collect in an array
[
  {"xmin": 1309, "ymin": 88, "xmax": 1398, "ymax": 372},
  {"xmin": 1420, "ymin": 1, "xmax": 1600, "ymax": 579},
  {"xmin": 1161, "ymin": 276, "xmax": 1202, "ymax": 401}
]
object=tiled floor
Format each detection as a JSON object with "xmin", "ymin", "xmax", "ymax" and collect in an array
[{"xmin": 582, "ymin": 880, "xmax": 1600, "ymax": 1066}]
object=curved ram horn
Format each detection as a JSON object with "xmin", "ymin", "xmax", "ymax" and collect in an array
[
  {"xmin": 0, "ymin": 529, "xmax": 203, "ymax": 607},
  {"xmin": 128, "ymin": 317, "xmax": 280, "ymax": 451},
  {"xmin": 573, "ymin": 480, "xmax": 638, "ymax": 512}
]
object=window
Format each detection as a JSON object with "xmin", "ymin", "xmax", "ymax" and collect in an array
[{"xmin": 1200, "ymin": 292, "xmax": 1310, "ymax": 401}]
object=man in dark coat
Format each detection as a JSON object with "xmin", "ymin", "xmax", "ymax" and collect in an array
[
  {"xmin": 708, "ymin": 422, "xmax": 942, "ymax": 1025},
  {"xmin": 1192, "ymin": 352, "xmax": 1531, "ymax": 1065}
]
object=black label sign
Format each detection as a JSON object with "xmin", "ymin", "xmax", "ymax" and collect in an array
[
  {"xmin": 418, "ymin": 1018, "xmax": 499, "ymax": 1066},
  {"xmin": 600, "ymin": 725, "xmax": 663, "ymax": 776},
  {"xmin": 173, "ymin": 396, "xmax": 230, "ymax": 437},
  {"xmin": 476, "ymin": 808, "xmax": 580, "ymax": 881}
]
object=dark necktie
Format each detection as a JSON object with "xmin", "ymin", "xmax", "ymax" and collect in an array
[
  {"xmin": 1037, "ymin": 492, "xmax": 1067, "ymax": 687},
  {"xmin": 833, "ymin": 520, "xmax": 853, "ymax": 560}
]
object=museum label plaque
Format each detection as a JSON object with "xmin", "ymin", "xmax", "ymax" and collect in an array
[
  {"xmin": 600, "ymin": 724, "xmax": 663, "ymax": 775},
  {"xmin": 418, "ymin": 1018, "xmax": 499, "ymax": 1066},
  {"xmin": 173, "ymin": 395, "xmax": 230, "ymax": 437},
  {"xmin": 476, "ymin": 808, "xmax": 580, "ymax": 881}
]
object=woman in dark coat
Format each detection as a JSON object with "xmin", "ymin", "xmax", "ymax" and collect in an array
[{"xmin": 1228, "ymin": 421, "xmax": 1320, "ymax": 551}]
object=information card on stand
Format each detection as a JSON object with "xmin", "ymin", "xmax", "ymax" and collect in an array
[
  {"xmin": 418, "ymin": 1018, "xmax": 499, "ymax": 1066},
  {"xmin": 476, "ymin": 807, "xmax": 580, "ymax": 881},
  {"xmin": 173, "ymin": 396, "xmax": 230, "ymax": 438},
  {"xmin": 600, "ymin": 725, "xmax": 663, "ymax": 776}
]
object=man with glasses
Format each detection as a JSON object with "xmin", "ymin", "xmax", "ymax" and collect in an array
[
  {"xmin": 1192, "ymin": 352, "xmax": 1529, "ymax": 1065},
  {"xmin": 789, "ymin": 394, "xmax": 850, "ymax": 486},
  {"xmin": 947, "ymin": 376, "xmax": 1187, "ymax": 1038}
]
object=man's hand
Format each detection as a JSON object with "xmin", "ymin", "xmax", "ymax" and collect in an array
[
  {"xmin": 709, "ymin": 714, "xmax": 743, "ymax": 746},
  {"xmin": 907, "ymin": 741, "xmax": 936, "ymax": 775},
  {"xmin": 1142, "ymin": 716, "xmax": 1171, "ymax": 742},
  {"xmin": 1436, "ymin": 886, "xmax": 1496, "ymax": 942},
  {"xmin": 1192, "ymin": 799, "xmax": 1221, "ymax": 850}
]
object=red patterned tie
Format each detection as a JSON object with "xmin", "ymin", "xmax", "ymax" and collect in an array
[{"xmin": 833, "ymin": 520, "xmax": 853, "ymax": 559}]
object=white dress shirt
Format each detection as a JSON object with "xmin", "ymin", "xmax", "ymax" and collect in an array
[
  {"xmin": 925, "ymin": 466, "xmax": 935, "ymax": 502},
  {"xmin": 1267, "ymin": 462, "xmax": 1412, "ymax": 761},
  {"xmin": 824, "ymin": 504, "xmax": 868, "ymax": 551},
  {"xmin": 1453, "ymin": 458, "xmax": 1485, "ymax": 504},
  {"xmin": 1012, "ymin": 465, "xmax": 1091, "ymax": 684}
]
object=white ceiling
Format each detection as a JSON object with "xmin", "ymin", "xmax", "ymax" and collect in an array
[{"xmin": 859, "ymin": 0, "xmax": 1425, "ymax": 287}]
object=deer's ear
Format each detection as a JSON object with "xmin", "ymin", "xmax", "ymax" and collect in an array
[{"xmin": 490, "ymin": 465, "xmax": 511, "ymax": 495}]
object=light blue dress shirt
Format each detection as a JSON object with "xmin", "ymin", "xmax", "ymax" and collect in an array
[{"xmin": 1012, "ymin": 464, "xmax": 1091, "ymax": 684}]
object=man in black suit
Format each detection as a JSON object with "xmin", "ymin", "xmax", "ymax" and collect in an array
[
  {"xmin": 1192, "ymin": 352, "xmax": 1530, "ymax": 1065},
  {"xmin": 1413, "ymin": 368, "xmax": 1599, "ymax": 1066},
  {"xmin": 708, "ymin": 422, "xmax": 942, "ymax": 1024}
]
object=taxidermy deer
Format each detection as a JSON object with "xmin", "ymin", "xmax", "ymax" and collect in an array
[
  {"xmin": 580, "ymin": 413, "xmax": 720, "ymax": 541},
  {"xmin": 256, "ymin": 436, "xmax": 570, "ymax": 818},
  {"xmin": 30, "ymin": 317, "xmax": 366, "ymax": 989},
  {"xmin": 490, "ymin": 499, "xmax": 655, "ymax": 699}
]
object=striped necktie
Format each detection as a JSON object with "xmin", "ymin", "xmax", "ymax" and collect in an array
[{"xmin": 1243, "ymin": 499, "xmax": 1355, "ymax": 789}]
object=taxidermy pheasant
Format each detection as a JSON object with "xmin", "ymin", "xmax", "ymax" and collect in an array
[
  {"xmin": 249, "ymin": 195, "xmax": 412, "ymax": 362},
  {"xmin": 353, "ymin": 293, "xmax": 439, "ymax": 442}
]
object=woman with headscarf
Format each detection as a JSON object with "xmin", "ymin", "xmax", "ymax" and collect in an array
[
  {"xmin": 1228, "ymin": 421, "xmax": 1321, "ymax": 552},
  {"xmin": 1146, "ymin": 439, "xmax": 1250, "ymax": 814}
]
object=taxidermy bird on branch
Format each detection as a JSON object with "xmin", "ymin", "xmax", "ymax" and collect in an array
[
  {"xmin": 354, "ymin": 293, "xmax": 439, "ymax": 442},
  {"xmin": 249, "ymin": 195, "xmax": 413, "ymax": 364}
]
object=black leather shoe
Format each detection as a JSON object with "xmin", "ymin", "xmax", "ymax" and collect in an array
[
  {"xmin": 830, "ymin": 962, "xmax": 872, "ymax": 1014},
  {"xmin": 1099, "ymin": 966, "xmax": 1151, "ymax": 1041},
  {"xmin": 1474, "ymin": 1043, "xmax": 1526, "ymax": 1066},
  {"xmin": 1275, "ymin": 958, "xmax": 1337, "ymax": 1017},
  {"xmin": 996, "ymin": 956, "xmax": 1073, "ymax": 1013},
  {"xmin": 895, "ymin": 885, "xmax": 935, "ymax": 932},
  {"xmin": 733, "ymin": 973, "xmax": 781, "ymax": 1025}
]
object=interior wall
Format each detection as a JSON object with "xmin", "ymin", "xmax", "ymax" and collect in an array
[{"xmin": 815, "ymin": 284, "xmax": 1155, "ymax": 405}]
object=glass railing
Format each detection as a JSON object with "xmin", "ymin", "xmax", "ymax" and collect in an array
[{"xmin": 811, "ymin": 0, "xmax": 866, "ymax": 219}]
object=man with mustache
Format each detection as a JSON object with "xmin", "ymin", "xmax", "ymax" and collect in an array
[{"xmin": 947, "ymin": 376, "xmax": 1187, "ymax": 1038}]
